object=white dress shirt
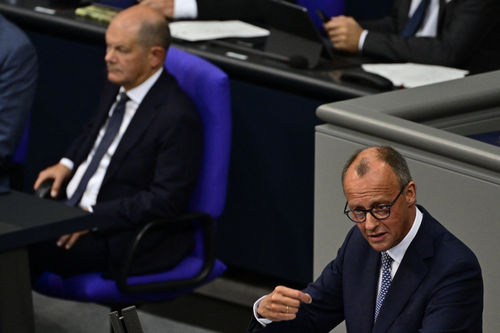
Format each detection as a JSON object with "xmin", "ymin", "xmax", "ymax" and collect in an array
[
  {"xmin": 61, "ymin": 68, "xmax": 163, "ymax": 211},
  {"xmin": 377, "ymin": 207, "xmax": 423, "ymax": 294},
  {"xmin": 253, "ymin": 207, "xmax": 424, "ymax": 327},
  {"xmin": 173, "ymin": 0, "xmax": 198, "ymax": 18}
]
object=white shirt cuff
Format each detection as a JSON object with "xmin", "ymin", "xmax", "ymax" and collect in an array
[
  {"xmin": 358, "ymin": 29, "xmax": 368, "ymax": 52},
  {"xmin": 173, "ymin": 0, "xmax": 198, "ymax": 19},
  {"xmin": 253, "ymin": 295, "xmax": 273, "ymax": 327},
  {"xmin": 59, "ymin": 158, "xmax": 74, "ymax": 171}
]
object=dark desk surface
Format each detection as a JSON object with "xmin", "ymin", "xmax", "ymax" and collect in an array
[
  {"xmin": 0, "ymin": 190, "xmax": 94, "ymax": 333},
  {"xmin": 0, "ymin": 191, "xmax": 93, "ymax": 252},
  {"xmin": 0, "ymin": 0, "xmax": 381, "ymax": 100}
]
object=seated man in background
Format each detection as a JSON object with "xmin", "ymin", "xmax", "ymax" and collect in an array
[
  {"xmin": 249, "ymin": 146, "xmax": 483, "ymax": 332},
  {"xmin": 323, "ymin": 0, "xmax": 500, "ymax": 73},
  {"xmin": 0, "ymin": 14, "xmax": 37, "ymax": 187},
  {"xmin": 29, "ymin": 5, "xmax": 202, "ymax": 281}
]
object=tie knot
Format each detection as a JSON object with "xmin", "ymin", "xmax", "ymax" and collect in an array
[
  {"xmin": 381, "ymin": 252, "xmax": 393, "ymax": 266},
  {"xmin": 118, "ymin": 92, "xmax": 129, "ymax": 104}
]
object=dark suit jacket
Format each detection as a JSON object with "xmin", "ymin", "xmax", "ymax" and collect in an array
[
  {"xmin": 361, "ymin": 0, "xmax": 500, "ymax": 73},
  {"xmin": 65, "ymin": 70, "xmax": 202, "ymax": 277},
  {"xmin": 196, "ymin": 0, "xmax": 295, "ymax": 21},
  {"xmin": 0, "ymin": 14, "xmax": 37, "ymax": 181},
  {"xmin": 249, "ymin": 206, "xmax": 483, "ymax": 332}
]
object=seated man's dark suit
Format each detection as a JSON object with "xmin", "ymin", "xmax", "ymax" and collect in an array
[
  {"xmin": 30, "ymin": 69, "xmax": 202, "ymax": 279},
  {"xmin": 361, "ymin": 0, "xmax": 500, "ymax": 73},
  {"xmin": 249, "ymin": 206, "xmax": 483, "ymax": 332}
]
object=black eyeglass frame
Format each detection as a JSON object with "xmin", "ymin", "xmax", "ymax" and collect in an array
[{"xmin": 343, "ymin": 184, "xmax": 408, "ymax": 223}]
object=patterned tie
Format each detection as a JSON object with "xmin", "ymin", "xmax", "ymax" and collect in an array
[
  {"xmin": 402, "ymin": 0, "xmax": 431, "ymax": 37},
  {"xmin": 66, "ymin": 92, "xmax": 129, "ymax": 206},
  {"xmin": 375, "ymin": 251, "xmax": 393, "ymax": 321}
]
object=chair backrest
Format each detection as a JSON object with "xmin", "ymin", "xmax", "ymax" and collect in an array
[
  {"xmin": 165, "ymin": 47, "xmax": 231, "ymax": 256},
  {"xmin": 12, "ymin": 114, "xmax": 31, "ymax": 164},
  {"xmin": 165, "ymin": 47, "xmax": 231, "ymax": 219},
  {"xmin": 296, "ymin": 0, "xmax": 345, "ymax": 31}
]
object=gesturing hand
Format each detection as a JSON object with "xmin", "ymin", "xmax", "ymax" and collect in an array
[{"xmin": 257, "ymin": 285, "xmax": 312, "ymax": 321}]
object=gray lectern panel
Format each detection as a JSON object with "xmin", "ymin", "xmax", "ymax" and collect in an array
[{"xmin": 314, "ymin": 70, "xmax": 500, "ymax": 332}]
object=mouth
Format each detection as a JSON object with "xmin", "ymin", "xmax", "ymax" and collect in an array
[
  {"xmin": 107, "ymin": 66, "xmax": 120, "ymax": 73},
  {"xmin": 367, "ymin": 232, "xmax": 387, "ymax": 242}
]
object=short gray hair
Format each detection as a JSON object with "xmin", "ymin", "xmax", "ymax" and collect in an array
[
  {"xmin": 136, "ymin": 17, "xmax": 170, "ymax": 50},
  {"xmin": 341, "ymin": 146, "xmax": 412, "ymax": 188}
]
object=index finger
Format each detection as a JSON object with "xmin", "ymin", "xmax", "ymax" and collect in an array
[
  {"xmin": 57, "ymin": 234, "xmax": 70, "ymax": 247},
  {"xmin": 34, "ymin": 173, "xmax": 48, "ymax": 190},
  {"xmin": 276, "ymin": 286, "xmax": 312, "ymax": 304}
]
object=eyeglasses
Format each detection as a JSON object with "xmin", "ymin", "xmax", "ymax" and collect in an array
[{"xmin": 343, "ymin": 184, "xmax": 407, "ymax": 223}]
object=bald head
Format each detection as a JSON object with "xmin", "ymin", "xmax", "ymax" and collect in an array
[
  {"xmin": 342, "ymin": 146, "xmax": 412, "ymax": 190},
  {"xmin": 110, "ymin": 5, "xmax": 170, "ymax": 50}
]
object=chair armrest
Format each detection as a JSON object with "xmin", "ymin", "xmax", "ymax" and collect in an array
[
  {"xmin": 117, "ymin": 212, "xmax": 216, "ymax": 294},
  {"xmin": 35, "ymin": 179, "xmax": 55, "ymax": 199}
]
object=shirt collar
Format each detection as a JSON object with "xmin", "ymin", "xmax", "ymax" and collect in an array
[
  {"xmin": 119, "ymin": 67, "xmax": 163, "ymax": 105},
  {"xmin": 386, "ymin": 207, "xmax": 423, "ymax": 265}
]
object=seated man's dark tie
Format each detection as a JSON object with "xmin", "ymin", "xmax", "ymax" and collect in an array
[
  {"xmin": 66, "ymin": 92, "xmax": 129, "ymax": 206},
  {"xmin": 402, "ymin": 0, "xmax": 431, "ymax": 37}
]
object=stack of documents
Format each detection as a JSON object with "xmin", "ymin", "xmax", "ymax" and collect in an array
[
  {"xmin": 362, "ymin": 63, "xmax": 469, "ymax": 88},
  {"xmin": 75, "ymin": 5, "xmax": 119, "ymax": 23},
  {"xmin": 170, "ymin": 20, "xmax": 270, "ymax": 41}
]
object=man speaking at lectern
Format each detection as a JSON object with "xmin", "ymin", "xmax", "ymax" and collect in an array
[{"xmin": 249, "ymin": 146, "xmax": 483, "ymax": 332}]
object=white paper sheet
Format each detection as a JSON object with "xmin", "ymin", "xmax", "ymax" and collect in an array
[
  {"xmin": 361, "ymin": 63, "xmax": 469, "ymax": 88},
  {"xmin": 170, "ymin": 20, "xmax": 270, "ymax": 42}
]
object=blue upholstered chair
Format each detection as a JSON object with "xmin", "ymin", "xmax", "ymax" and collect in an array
[
  {"xmin": 12, "ymin": 116, "xmax": 30, "ymax": 165},
  {"xmin": 33, "ymin": 47, "xmax": 231, "ymax": 304},
  {"xmin": 296, "ymin": 0, "xmax": 345, "ymax": 31}
]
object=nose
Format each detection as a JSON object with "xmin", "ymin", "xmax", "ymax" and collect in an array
[
  {"xmin": 105, "ymin": 48, "xmax": 114, "ymax": 62},
  {"xmin": 364, "ymin": 213, "xmax": 379, "ymax": 232}
]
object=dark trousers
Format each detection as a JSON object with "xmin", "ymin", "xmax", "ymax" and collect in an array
[{"xmin": 28, "ymin": 232, "xmax": 109, "ymax": 283}]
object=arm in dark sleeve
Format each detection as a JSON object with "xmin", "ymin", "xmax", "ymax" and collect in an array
[
  {"xmin": 359, "ymin": 1, "xmax": 401, "ymax": 34},
  {"xmin": 248, "ymin": 228, "xmax": 356, "ymax": 332},
  {"xmin": 196, "ymin": 0, "xmax": 266, "ymax": 21},
  {"xmin": 362, "ymin": 0, "xmax": 496, "ymax": 68},
  {"xmin": 0, "ymin": 22, "xmax": 37, "ymax": 176},
  {"xmin": 92, "ymin": 103, "xmax": 202, "ymax": 234}
]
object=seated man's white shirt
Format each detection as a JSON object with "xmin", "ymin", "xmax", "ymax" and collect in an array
[
  {"xmin": 174, "ymin": 0, "xmax": 198, "ymax": 18},
  {"xmin": 62, "ymin": 68, "xmax": 163, "ymax": 211},
  {"xmin": 253, "ymin": 207, "xmax": 423, "ymax": 327},
  {"xmin": 410, "ymin": 0, "xmax": 440, "ymax": 37}
]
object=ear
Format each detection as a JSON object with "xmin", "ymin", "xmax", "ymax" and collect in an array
[
  {"xmin": 149, "ymin": 46, "xmax": 166, "ymax": 68},
  {"xmin": 405, "ymin": 181, "xmax": 417, "ymax": 207}
]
